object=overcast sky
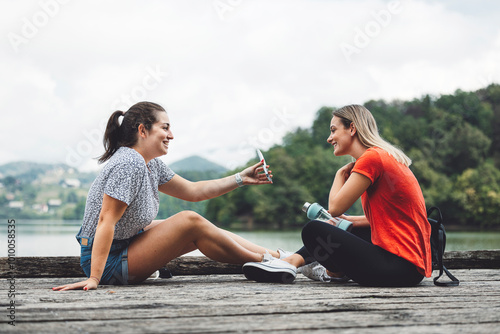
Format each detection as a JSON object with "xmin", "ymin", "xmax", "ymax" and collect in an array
[{"xmin": 1, "ymin": 0, "xmax": 499, "ymax": 172}]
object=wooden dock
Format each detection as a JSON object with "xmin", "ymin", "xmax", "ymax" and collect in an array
[{"xmin": 1, "ymin": 252, "xmax": 499, "ymax": 333}]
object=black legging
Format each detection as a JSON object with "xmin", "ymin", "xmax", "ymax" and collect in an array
[{"xmin": 296, "ymin": 220, "xmax": 424, "ymax": 287}]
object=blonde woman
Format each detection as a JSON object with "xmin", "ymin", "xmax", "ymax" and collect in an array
[
  {"xmin": 53, "ymin": 102, "xmax": 282, "ymax": 291},
  {"xmin": 243, "ymin": 104, "xmax": 432, "ymax": 287}
]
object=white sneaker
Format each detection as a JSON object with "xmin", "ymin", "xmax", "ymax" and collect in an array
[
  {"xmin": 277, "ymin": 248, "xmax": 294, "ymax": 259},
  {"xmin": 300, "ymin": 262, "xmax": 349, "ymax": 283},
  {"xmin": 148, "ymin": 270, "xmax": 160, "ymax": 280},
  {"xmin": 243, "ymin": 254, "xmax": 297, "ymax": 284}
]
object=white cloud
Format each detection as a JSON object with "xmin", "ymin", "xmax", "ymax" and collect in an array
[{"xmin": 0, "ymin": 0, "xmax": 499, "ymax": 170}]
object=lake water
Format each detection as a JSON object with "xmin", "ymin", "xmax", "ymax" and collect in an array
[{"xmin": 1, "ymin": 220, "xmax": 499, "ymax": 257}]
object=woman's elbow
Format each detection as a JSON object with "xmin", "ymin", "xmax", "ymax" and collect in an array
[
  {"xmin": 328, "ymin": 208, "xmax": 344, "ymax": 217},
  {"xmin": 328, "ymin": 200, "xmax": 348, "ymax": 217},
  {"xmin": 185, "ymin": 189, "xmax": 208, "ymax": 202},
  {"xmin": 186, "ymin": 195, "xmax": 203, "ymax": 202}
]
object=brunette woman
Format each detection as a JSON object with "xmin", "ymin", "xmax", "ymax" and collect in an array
[{"xmin": 54, "ymin": 102, "xmax": 282, "ymax": 291}]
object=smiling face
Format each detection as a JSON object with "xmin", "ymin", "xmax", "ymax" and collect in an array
[
  {"xmin": 142, "ymin": 111, "xmax": 174, "ymax": 159},
  {"xmin": 327, "ymin": 116, "xmax": 353, "ymax": 156}
]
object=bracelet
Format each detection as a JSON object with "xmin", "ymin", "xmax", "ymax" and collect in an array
[
  {"xmin": 235, "ymin": 173, "xmax": 244, "ymax": 187},
  {"xmin": 89, "ymin": 276, "xmax": 100, "ymax": 284}
]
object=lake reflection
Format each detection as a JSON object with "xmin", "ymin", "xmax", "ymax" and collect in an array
[{"xmin": 0, "ymin": 220, "xmax": 498, "ymax": 257}]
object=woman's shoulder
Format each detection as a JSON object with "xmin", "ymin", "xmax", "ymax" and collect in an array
[
  {"xmin": 358, "ymin": 147, "xmax": 385, "ymax": 162},
  {"xmin": 104, "ymin": 147, "xmax": 147, "ymax": 172},
  {"xmin": 148, "ymin": 156, "xmax": 166, "ymax": 168},
  {"xmin": 367, "ymin": 146, "xmax": 385, "ymax": 155},
  {"xmin": 148, "ymin": 157, "xmax": 176, "ymax": 179},
  {"xmin": 353, "ymin": 148, "xmax": 389, "ymax": 175},
  {"xmin": 359, "ymin": 147, "xmax": 409, "ymax": 174}
]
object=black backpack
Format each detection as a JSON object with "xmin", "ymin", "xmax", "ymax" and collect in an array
[{"xmin": 427, "ymin": 207, "xmax": 460, "ymax": 286}]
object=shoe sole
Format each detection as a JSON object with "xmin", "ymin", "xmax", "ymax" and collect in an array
[{"xmin": 242, "ymin": 263, "xmax": 296, "ymax": 284}]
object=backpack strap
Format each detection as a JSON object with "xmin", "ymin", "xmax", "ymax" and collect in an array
[
  {"xmin": 427, "ymin": 207, "xmax": 460, "ymax": 287},
  {"xmin": 433, "ymin": 226, "xmax": 460, "ymax": 286},
  {"xmin": 427, "ymin": 206, "xmax": 443, "ymax": 225}
]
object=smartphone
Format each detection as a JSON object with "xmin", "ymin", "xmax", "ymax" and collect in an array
[{"xmin": 257, "ymin": 149, "xmax": 272, "ymax": 182}]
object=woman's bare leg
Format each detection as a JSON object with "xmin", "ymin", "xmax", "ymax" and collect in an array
[
  {"xmin": 143, "ymin": 219, "xmax": 165, "ymax": 231},
  {"xmin": 127, "ymin": 211, "xmax": 263, "ymax": 283},
  {"xmin": 283, "ymin": 253, "xmax": 306, "ymax": 267},
  {"xmin": 222, "ymin": 230, "xmax": 280, "ymax": 258},
  {"xmin": 149, "ymin": 219, "xmax": 281, "ymax": 258},
  {"xmin": 145, "ymin": 220, "xmax": 198, "ymax": 258}
]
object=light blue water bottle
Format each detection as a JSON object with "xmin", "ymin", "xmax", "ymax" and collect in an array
[{"xmin": 302, "ymin": 202, "xmax": 353, "ymax": 232}]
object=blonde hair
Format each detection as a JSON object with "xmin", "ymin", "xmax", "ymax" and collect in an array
[{"xmin": 333, "ymin": 104, "xmax": 412, "ymax": 167}]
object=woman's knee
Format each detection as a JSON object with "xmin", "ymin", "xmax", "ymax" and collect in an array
[
  {"xmin": 301, "ymin": 220, "xmax": 327, "ymax": 243},
  {"xmin": 301, "ymin": 221, "xmax": 342, "ymax": 262},
  {"xmin": 176, "ymin": 210, "xmax": 211, "ymax": 230},
  {"xmin": 176, "ymin": 210, "xmax": 201, "ymax": 220}
]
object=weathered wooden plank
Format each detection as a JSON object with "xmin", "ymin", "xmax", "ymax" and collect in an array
[
  {"xmin": 8, "ymin": 321, "xmax": 498, "ymax": 334},
  {"xmin": 165, "ymin": 256, "xmax": 242, "ymax": 276},
  {"xmin": 1, "ymin": 270, "xmax": 499, "ymax": 333},
  {"xmin": 14, "ymin": 292, "xmax": 500, "ymax": 322},
  {"xmin": 0, "ymin": 256, "xmax": 242, "ymax": 278},
  {"xmin": 443, "ymin": 250, "xmax": 500, "ymax": 269},
  {"xmin": 7, "ymin": 312, "xmax": 500, "ymax": 334},
  {"xmin": 0, "ymin": 256, "xmax": 83, "ymax": 278},
  {"xmin": 0, "ymin": 250, "xmax": 499, "ymax": 278}
]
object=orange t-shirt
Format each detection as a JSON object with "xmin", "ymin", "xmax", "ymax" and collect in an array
[{"xmin": 352, "ymin": 147, "xmax": 432, "ymax": 277}]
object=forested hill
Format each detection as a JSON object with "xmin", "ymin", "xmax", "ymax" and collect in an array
[
  {"xmin": 2, "ymin": 85, "xmax": 498, "ymax": 228},
  {"xmin": 205, "ymin": 84, "xmax": 500, "ymax": 230},
  {"xmin": 0, "ymin": 156, "xmax": 224, "ymax": 220},
  {"xmin": 170, "ymin": 155, "xmax": 227, "ymax": 173},
  {"xmin": 169, "ymin": 155, "xmax": 227, "ymax": 182}
]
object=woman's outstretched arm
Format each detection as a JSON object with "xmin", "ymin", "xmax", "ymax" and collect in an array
[{"xmin": 159, "ymin": 160, "xmax": 272, "ymax": 202}]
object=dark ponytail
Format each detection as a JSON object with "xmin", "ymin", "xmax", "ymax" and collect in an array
[
  {"xmin": 98, "ymin": 110, "xmax": 125, "ymax": 163},
  {"xmin": 98, "ymin": 101, "xmax": 166, "ymax": 163}
]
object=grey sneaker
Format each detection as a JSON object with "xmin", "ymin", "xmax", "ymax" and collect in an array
[
  {"xmin": 300, "ymin": 262, "xmax": 349, "ymax": 283},
  {"xmin": 243, "ymin": 254, "xmax": 297, "ymax": 284}
]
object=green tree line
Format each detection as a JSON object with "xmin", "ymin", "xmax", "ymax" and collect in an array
[{"xmin": 205, "ymin": 84, "xmax": 500, "ymax": 230}]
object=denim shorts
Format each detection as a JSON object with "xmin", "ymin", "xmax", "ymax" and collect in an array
[{"xmin": 76, "ymin": 231, "xmax": 142, "ymax": 285}]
